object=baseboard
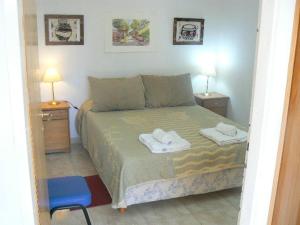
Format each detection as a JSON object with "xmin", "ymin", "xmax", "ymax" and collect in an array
[{"xmin": 71, "ymin": 137, "xmax": 81, "ymax": 144}]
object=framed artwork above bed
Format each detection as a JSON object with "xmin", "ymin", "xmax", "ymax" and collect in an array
[
  {"xmin": 44, "ymin": 14, "xmax": 84, "ymax": 45},
  {"xmin": 105, "ymin": 13, "xmax": 157, "ymax": 52},
  {"xmin": 173, "ymin": 18, "xmax": 205, "ymax": 45}
]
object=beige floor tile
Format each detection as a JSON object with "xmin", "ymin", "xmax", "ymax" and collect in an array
[
  {"xmin": 192, "ymin": 209, "xmax": 239, "ymax": 225},
  {"xmin": 46, "ymin": 144, "xmax": 97, "ymax": 178},
  {"xmin": 46, "ymin": 154, "xmax": 75, "ymax": 178},
  {"xmin": 178, "ymin": 192, "xmax": 231, "ymax": 214},
  {"xmin": 135, "ymin": 198, "xmax": 190, "ymax": 221},
  {"xmin": 216, "ymin": 188, "xmax": 241, "ymax": 210},
  {"xmin": 147, "ymin": 214, "xmax": 202, "ymax": 225},
  {"xmin": 51, "ymin": 209, "xmax": 88, "ymax": 225}
]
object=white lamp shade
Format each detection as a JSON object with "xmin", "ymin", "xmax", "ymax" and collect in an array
[
  {"xmin": 43, "ymin": 68, "xmax": 62, "ymax": 82},
  {"xmin": 201, "ymin": 64, "xmax": 217, "ymax": 77}
]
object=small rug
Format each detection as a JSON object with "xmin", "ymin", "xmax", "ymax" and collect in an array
[{"xmin": 85, "ymin": 175, "xmax": 112, "ymax": 208}]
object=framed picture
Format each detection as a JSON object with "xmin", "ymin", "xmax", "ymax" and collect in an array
[
  {"xmin": 105, "ymin": 13, "xmax": 157, "ymax": 52},
  {"xmin": 44, "ymin": 15, "xmax": 84, "ymax": 45},
  {"xmin": 173, "ymin": 18, "xmax": 205, "ymax": 45}
]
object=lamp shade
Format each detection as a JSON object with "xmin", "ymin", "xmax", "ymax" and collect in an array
[
  {"xmin": 43, "ymin": 68, "xmax": 62, "ymax": 83},
  {"xmin": 201, "ymin": 64, "xmax": 217, "ymax": 77}
]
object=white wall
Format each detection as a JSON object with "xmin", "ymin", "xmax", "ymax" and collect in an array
[
  {"xmin": 37, "ymin": 0, "xmax": 259, "ymax": 139},
  {"xmin": 216, "ymin": 0, "xmax": 259, "ymax": 126}
]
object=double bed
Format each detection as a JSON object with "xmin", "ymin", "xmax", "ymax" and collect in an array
[{"xmin": 76, "ymin": 100, "xmax": 247, "ymax": 209}]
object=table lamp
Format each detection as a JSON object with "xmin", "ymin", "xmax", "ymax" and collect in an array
[
  {"xmin": 43, "ymin": 68, "xmax": 62, "ymax": 105},
  {"xmin": 201, "ymin": 64, "xmax": 216, "ymax": 96}
]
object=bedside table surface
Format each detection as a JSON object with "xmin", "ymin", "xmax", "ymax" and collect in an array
[
  {"xmin": 41, "ymin": 101, "xmax": 70, "ymax": 110},
  {"xmin": 194, "ymin": 92, "xmax": 229, "ymax": 100}
]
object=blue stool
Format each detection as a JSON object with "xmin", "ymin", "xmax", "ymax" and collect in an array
[{"xmin": 48, "ymin": 176, "xmax": 92, "ymax": 225}]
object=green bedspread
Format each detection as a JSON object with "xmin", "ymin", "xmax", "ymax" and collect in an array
[{"xmin": 76, "ymin": 101, "xmax": 247, "ymax": 207}]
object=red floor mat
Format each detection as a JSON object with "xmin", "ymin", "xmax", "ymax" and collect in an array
[{"xmin": 84, "ymin": 175, "xmax": 112, "ymax": 208}]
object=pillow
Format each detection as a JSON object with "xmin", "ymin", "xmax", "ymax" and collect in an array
[
  {"xmin": 141, "ymin": 73, "xmax": 195, "ymax": 108},
  {"xmin": 88, "ymin": 76, "xmax": 145, "ymax": 112}
]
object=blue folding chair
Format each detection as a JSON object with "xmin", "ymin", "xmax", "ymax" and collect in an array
[{"xmin": 48, "ymin": 176, "xmax": 92, "ymax": 225}]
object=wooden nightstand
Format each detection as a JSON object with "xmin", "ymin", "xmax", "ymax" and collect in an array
[
  {"xmin": 41, "ymin": 101, "xmax": 70, "ymax": 153},
  {"xmin": 194, "ymin": 92, "xmax": 229, "ymax": 117}
]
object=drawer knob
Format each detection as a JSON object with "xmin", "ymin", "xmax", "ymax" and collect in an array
[{"xmin": 40, "ymin": 112, "xmax": 53, "ymax": 120}]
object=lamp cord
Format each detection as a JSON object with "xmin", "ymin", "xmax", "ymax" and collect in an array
[{"xmin": 67, "ymin": 101, "xmax": 79, "ymax": 110}]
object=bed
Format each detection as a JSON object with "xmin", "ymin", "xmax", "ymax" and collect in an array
[{"xmin": 76, "ymin": 100, "xmax": 247, "ymax": 209}]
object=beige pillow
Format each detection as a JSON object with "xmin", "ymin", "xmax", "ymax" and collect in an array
[
  {"xmin": 141, "ymin": 74, "xmax": 195, "ymax": 108},
  {"xmin": 89, "ymin": 76, "xmax": 145, "ymax": 112}
]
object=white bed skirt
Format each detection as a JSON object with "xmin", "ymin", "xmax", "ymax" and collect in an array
[{"xmin": 114, "ymin": 167, "xmax": 244, "ymax": 208}]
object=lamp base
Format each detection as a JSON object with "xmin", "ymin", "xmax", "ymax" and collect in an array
[
  {"xmin": 48, "ymin": 101, "xmax": 60, "ymax": 105},
  {"xmin": 201, "ymin": 92, "xmax": 211, "ymax": 97}
]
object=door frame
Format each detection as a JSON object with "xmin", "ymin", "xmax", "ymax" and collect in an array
[
  {"xmin": 1, "ymin": 0, "xmax": 299, "ymax": 224},
  {"xmin": 239, "ymin": 0, "xmax": 299, "ymax": 224},
  {"xmin": 269, "ymin": 0, "xmax": 300, "ymax": 222},
  {"xmin": 0, "ymin": 0, "xmax": 39, "ymax": 224}
]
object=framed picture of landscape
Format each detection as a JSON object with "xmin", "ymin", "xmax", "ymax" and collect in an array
[
  {"xmin": 44, "ymin": 14, "xmax": 84, "ymax": 45},
  {"xmin": 105, "ymin": 13, "xmax": 156, "ymax": 52}
]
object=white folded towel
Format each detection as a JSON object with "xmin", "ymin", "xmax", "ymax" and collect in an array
[
  {"xmin": 152, "ymin": 128, "xmax": 173, "ymax": 145},
  {"xmin": 216, "ymin": 122, "xmax": 237, "ymax": 137},
  {"xmin": 139, "ymin": 131, "xmax": 191, "ymax": 153},
  {"xmin": 200, "ymin": 127, "xmax": 248, "ymax": 146}
]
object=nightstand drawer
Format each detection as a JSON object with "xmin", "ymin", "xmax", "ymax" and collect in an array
[
  {"xmin": 203, "ymin": 99, "xmax": 228, "ymax": 108},
  {"xmin": 43, "ymin": 119, "xmax": 70, "ymax": 152},
  {"xmin": 205, "ymin": 106, "xmax": 227, "ymax": 117},
  {"xmin": 42, "ymin": 109, "xmax": 68, "ymax": 121},
  {"xmin": 194, "ymin": 92, "xmax": 229, "ymax": 117},
  {"xmin": 41, "ymin": 101, "xmax": 70, "ymax": 153}
]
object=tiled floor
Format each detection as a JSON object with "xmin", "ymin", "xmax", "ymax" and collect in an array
[{"xmin": 46, "ymin": 144, "xmax": 241, "ymax": 225}]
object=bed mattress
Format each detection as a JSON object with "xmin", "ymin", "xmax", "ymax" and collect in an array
[{"xmin": 77, "ymin": 102, "xmax": 247, "ymax": 208}]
